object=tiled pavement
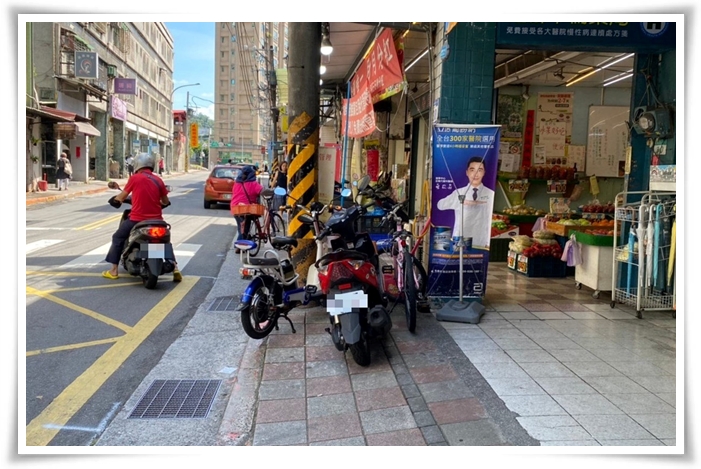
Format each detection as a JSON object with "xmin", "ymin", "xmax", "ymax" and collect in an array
[{"xmin": 238, "ymin": 263, "xmax": 677, "ymax": 447}]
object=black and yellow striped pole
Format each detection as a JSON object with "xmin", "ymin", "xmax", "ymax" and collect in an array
[{"xmin": 287, "ymin": 23, "xmax": 321, "ymax": 283}]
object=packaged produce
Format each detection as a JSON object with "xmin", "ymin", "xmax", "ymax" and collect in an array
[
  {"xmin": 532, "ymin": 230, "xmax": 556, "ymax": 239},
  {"xmin": 533, "ymin": 238, "xmax": 558, "ymax": 245}
]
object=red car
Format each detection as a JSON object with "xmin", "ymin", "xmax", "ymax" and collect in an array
[{"xmin": 204, "ymin": 164, "xmax": 244, "ymax": 209}]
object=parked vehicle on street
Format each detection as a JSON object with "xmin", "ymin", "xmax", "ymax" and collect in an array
[
  {"xmin": 235, "ymin": 188, "xmax": 286, "ymax": 257},
  {"xmin": 313, "ymin": 176, "xmax": 392, "ymax": 366},
  {"xmin": 107, "ymin": 181, "xmax": 176, "ymax": 289},
  {"xmin": 204, "ymin": 164, "xmax": 243, "ymax": 209}
]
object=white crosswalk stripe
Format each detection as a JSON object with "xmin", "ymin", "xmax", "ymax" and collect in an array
[
  {"xmin": 59, "ymin": 242, "xmax": 201, "ymax": 271},
  {"xmin": 26, "ymin": 239, "xmax": 64, "ymax": 254}
]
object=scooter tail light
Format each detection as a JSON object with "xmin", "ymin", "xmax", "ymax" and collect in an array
[{"xmin": 147, "ymin": 226, "xmax": 168, "ymax": 238}]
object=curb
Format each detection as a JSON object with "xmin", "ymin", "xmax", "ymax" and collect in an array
[{"xmin": 26, "ymin": 187, "xmax": 109, "ymax": 206}]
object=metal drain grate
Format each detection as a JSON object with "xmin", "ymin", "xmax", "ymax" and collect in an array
[
  {"xmin": 208, "ymin": 296, "xmax": 239, "ymax": 312},
  {"xmin": 128, "ymin": 379, "xmax": 221, "ymax": 419}
]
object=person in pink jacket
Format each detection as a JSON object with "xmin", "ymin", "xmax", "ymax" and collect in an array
[{"xmin": 231, "ymin": 165, "xmax": 263, "ymax": 247}]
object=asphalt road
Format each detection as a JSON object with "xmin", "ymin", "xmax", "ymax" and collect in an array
[{"xmin": 24, "ymin": 172, "xmax": 237, "ymax": 446}]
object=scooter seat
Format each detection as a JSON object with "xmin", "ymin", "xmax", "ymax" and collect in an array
[
  {"xmin": 261, "ymin": 189, "xmax": 274, "ymax": 199},
  {"xmin": 271, "ymin": 237, "xmax": 298, "ymax": 249},
  {"xmin": 133, "ymin": 219, "xmax": 169, "ymax": 230},
  {"xmin": 245, "ymin": 257, "xmax": 280, "ymax": 267}
]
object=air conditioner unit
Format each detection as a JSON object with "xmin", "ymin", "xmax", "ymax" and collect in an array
[
  {"xmin": 633, "ymin": 106, "xmax": 673, "ymax": 138},
  {"xmin": 39, "ymin": 87, "xmax": 56, "ymax": 102}
]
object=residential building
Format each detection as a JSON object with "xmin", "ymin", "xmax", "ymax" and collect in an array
[
  {"xmin": 25, "ymin": 21, "xmax": 175, "ymax": 191},
  {"xmin": 212, "ymin": 22, "xmax": 287, "ymax": 167}
]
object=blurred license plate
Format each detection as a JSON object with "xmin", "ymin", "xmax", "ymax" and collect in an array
[
  {"xmin": 223, "ymin": 194, "xmax": 232, "ymax": 200},
  {"xmin": 328, "ymin": 290, "xmax": 368, "ymax": 316}
]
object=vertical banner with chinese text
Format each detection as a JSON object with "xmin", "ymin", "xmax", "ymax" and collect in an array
[
  {"xmin": 536, "ymin": 92, "xmax": 573, "ymax": 165},
  {"xmin": 428, "ymin": 124, "xmax": 501, "ymax": 299}
]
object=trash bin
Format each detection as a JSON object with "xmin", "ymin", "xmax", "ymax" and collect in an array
[{"xmin": 37, "ymin": 180, "xmax": 48, "ymax": 191}]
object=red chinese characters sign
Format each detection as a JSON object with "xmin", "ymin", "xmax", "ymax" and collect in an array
[
  {"xmin": 350, "ymin": 28, "xmax": 405, "ymax": 103},
  {"xmin": 342, "ymin": 82, "xmax": 376, "ymax": 138}
]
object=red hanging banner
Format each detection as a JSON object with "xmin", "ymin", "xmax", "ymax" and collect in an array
[
  {"xmin": 341, "ymin": 81, "xmax": 376, "ymax": 138},
  {"xmin": 350, "ymin": 28, "xmax": 405, "ymax": 104}
]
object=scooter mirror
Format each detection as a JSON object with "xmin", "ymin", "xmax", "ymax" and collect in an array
[
  {"xmin": 273, "ymin": 187, "xmax": 287, "ymax": 196},
  {"xmin": 357, "ymin": 175, "xmax": 371, "ymax": 191},
  {"xmin": 340, "ymin": 188, "xmax": 352, "ymax": 197},
  {"xmin": 108, "ymin": 181, "xmax": 121, "ymax": 190},
  {"xmin": 165, "ymin": 185, "xmax": 173, "ymax": 193}
]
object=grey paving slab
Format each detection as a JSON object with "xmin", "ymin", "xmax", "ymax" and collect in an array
[
  {"xmin": 516, "ymin": 416, "xmax": 594, "ymax": 441},
  {"xmin": 535, "ymin": 337, "xmax": 586, "ymax": 350},
  {"xmin": 252, "ymin": 420, "xmax": 307, "ymax": 446},
  {"xmin": 598, "ymin": 439, "xmax": 665, "ymax": 446},
  {"xmin": 604, "ymin": 392, "xmax": 675, "ymax": 416},
  {"xmin": 264, "ymin": 347, "xmax": 305, "ymax": 363},
  {"xmin": 258, "ymin": 379, "xmax": 305, "ymax": 400},
  {"xmin": 532, "ymin": 377, "xmax": 598, "ymax": 395},
  {"xmin": 421, "ymin": 425, "xmax": 446, "ymax": 444},
  {"xmin": 519, "ymin": 361, "xmax": 577, "ymax": 379},
  {"xmin": 440, "ymin": 419, "xmax": 508, "ymax": 446},
  {"xmin": 446, "ymin": 328, "xmax": 491, "ymax": 340},
  {"xmin": 552, "ymin": 394, "xmax": 624, "ymax": 415},
  {"xmin": 471, "ymin": 360, "xmax": 530, "ymax": 379},
  {"xmin": 541, "ymin": 440, "xmax": 601, "ymax": 446},
  {"xmin": 310, "ymin": 436, "xmax": 367, "ymax": 446},
  {"xmin": 499, "ymin": 394, "xmax": 568, "ymax": 417},
  {"xmin": 629, "ymin": 413, "xmax": 677, "ymax": 439},
  {"xmin": 583, "ymin": 376, "xmax": 651, "ymax": 394},
  {"xmin": 574, "ymin": 414, "xmax": 656, "ymax": 440},
  {"xmin": 562, "ymin": 360, "xmax": 625, "ymax": 378},
  {"xmin": 491, "ymin": 337, "xmax": 543, "ymax": 350},
  {"xmin": 546, "ymin": 348, "xmax": 601, "ymax": 362},
  {"xmin": 307, "ymin": 392, "xmax": 357, "ymax": 418},
  {"xmin": 605, "ymin": 361, "xmax": 672, "ymax": 378},
  {"xmin": 452, "ymin": 337, "xmax": 502, "ymax": 351},
  {"xmin": 417, "ymin": 379, "xmax": 474, "ymax": 403},
  {"xmin": 461, "ymin": 349, "xmax": 513, "ymax": 363},
  {"xmin": 505, "ymin": 349, "xmax": 558, "ymax": 363},
  {"xmin": 656, "ymin": 393, "xmax": 676, "ymax": 408},
  {"xmin": 359, "ymin": 405, "xmax": 417, "ymax": 435},
  {"xmin": 350, "ymin": 371, "xmax": 398, "ymax": 391},
  {"xmin": 413, "ymin": 410, "xmax": 436, "ymax": 427},
  {"xmin": 305, "ymin": 359, "xmax": 348, "ymax": 379},
  {"xmin": 484, "ymin": 377, "xmax": 546, "ymax": 396},
  {"xmin": 629, "ymin": 375, "xmax": 676, "ymax": 393}
]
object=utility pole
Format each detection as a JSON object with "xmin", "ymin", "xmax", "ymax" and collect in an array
[
  {"xmin": 286, "ymin": 22, "xmax": 321, "ymax": 283},
  {"xmin": 267, "ymin": 39, "xmax": 279, "ymax": 168},
  {"xmin": 185, "ymin": 90, "xmax": 191, "ymax": 172}
]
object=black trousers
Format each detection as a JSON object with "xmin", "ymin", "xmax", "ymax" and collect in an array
[{"xmin": 105, "ymin": 219, "xmax": 137, "ymax": 265}]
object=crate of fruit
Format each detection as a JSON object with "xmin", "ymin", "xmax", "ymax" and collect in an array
[{"xmin": 545, "ymin": 221, "xmax": 588, "ymax": 237}]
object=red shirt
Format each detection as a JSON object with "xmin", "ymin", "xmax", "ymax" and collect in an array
[{"xmin": 123, "ymin": 169, "xmax": 168, "ymax": 221}]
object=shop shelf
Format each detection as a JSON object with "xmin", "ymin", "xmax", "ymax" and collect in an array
[
  {"xmin": 489, "ymin": 238, "xmax": 511, "ymax": 262},
  {"xmin": 516, "ymin": 255, "xmax": 567, "ymax": 278}
]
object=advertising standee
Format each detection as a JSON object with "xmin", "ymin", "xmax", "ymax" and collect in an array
[{"xmin": 429, "ymin": 124, "xmax": 501, "ymax": 299}]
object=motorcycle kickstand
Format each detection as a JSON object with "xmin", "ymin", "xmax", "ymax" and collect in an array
[{"xmin": 278, "ymin": 312, "xmax": 297, "ymax": 334}]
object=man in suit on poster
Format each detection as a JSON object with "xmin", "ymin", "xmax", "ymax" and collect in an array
[{"xmin": 436, "ymin": 156, "xmax": 495, "ymax": 250}]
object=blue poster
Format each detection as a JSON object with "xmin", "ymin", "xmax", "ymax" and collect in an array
[{"xmin": 428, "ymin": 124, "xmax": 501, "ymax": 299}]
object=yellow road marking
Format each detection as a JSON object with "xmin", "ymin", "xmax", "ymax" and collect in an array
[
  {"xmin": 39, "ymin": 282, "xmax": 142, "ymax": 293},
  {"xmin": 26, "ymin": 287, "xmax": 133, "ymax": 333},
  {"xmin": 74, "ymin": 214, "xmax": 122, "ymax": 231},
  {"xmin": 27, "ymin": 338, "xmax": 120, "ymax": 357},
  {"xmin": 25, "ymin": 276, "xmax": 198, "ymax": 446},
  {"xmin": 27, "ymin": 271, "xmax": 104, "ymax": 277}
]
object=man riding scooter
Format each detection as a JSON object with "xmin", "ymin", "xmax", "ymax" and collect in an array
[{"xmin": 102, "ymin": 153, "xmax": 182, "ymax": 282}]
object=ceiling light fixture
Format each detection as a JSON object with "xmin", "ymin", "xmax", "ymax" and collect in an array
[
  {"xmin": 320, "ymin": 22, "xmax": 333, "ymax": 56},
  {"xmin": 603, "ymin": 71, "xmax": 634, "ymax": 87},
  {"xmin": 405, "ymin": 48, "xmax": 429, "ymax": 72},
  {"xmin": 565, "ymin": 53, "xmax": 635, "ymax": 87}
]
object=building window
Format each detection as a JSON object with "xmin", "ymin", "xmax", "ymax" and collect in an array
[
  {"xmin": 231, "ymin": 35, "xmax": 236, "ymax": 42},
  {"xmin": 230, "ymin": 79, "xmax": 236, "ymax": 85}
]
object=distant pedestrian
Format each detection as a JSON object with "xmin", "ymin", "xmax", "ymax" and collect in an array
[
  {"xmin": 55, "ymin": 152, "xmax": 71, "ymax": 191},
  {"xmin": 125, "ymin": 154, "xmax": 134, "ymax": 177},
  {"xmin": 158, "ymin": 157, "xmax": 164, "ymax": 176},
  {"xmin": 271, "ymin": 161, "xmax": 288, "ymax": 212}
]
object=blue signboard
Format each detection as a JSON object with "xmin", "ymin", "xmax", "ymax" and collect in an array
[
  {"xmin": 428, "ymin": 124, "xmax": 501, "ymax": 299},
  {"xmin": 496, "ymin": 22, "xmax": 676, "ymax": 52}
]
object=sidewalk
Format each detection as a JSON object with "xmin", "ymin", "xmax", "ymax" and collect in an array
[{"xmin": 25, "ymin": 167, "xmax": 206, "ymax": 206}]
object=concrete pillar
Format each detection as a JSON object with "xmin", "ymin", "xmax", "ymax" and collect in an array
[{"xmin": 287, "ymin": 22, "xmax": 321, "ymax": 283}]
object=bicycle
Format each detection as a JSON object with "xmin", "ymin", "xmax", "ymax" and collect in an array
[
  {"xmin": 236, "ymin": 189, "xmax": 286, "ymax": 257},
  {"xmin": 375, "ymin": 202, "xmax": 431, "ymax": 333}
]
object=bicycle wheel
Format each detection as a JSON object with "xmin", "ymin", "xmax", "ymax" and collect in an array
[
  {"xmin": 411, "ymin": 255, "xmax": 430, "ymax": 313},
  {"xmin": 403, "ymin": 250, "xmax": 417, "ymax": 333},
  {"xmin": 268, "ymin": 212, "xmax": 285, "ymax": 238},
  {"xmin": 248, "ymin": 218, "xmax": 261, "ymax": 257},
  {"xmin": 240, "ymin": 278, "xmax": 277, "ymax": 339}
]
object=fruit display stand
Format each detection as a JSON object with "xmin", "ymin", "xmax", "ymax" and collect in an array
[{"xmin": 573, "ymin": 231, "xmax": 614, "ymax": 299}]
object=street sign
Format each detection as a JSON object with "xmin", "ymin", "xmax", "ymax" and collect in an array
[{"xmin": 189, "ymin": 123, "xmax": 199, "ymax": 148}]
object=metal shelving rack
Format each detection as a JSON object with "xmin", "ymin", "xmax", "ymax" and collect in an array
[{"xmin": 611, "ymin": 191, "xmax": 676, "ymax": 319}]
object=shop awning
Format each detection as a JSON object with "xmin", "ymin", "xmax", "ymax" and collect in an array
[
  {"xmin": 75, "ymin": 121, "xmax": 101, "ymax": 136},
  {"xmin": 26, "ymin": 106, "xmax": 73, "ymax": 122}
]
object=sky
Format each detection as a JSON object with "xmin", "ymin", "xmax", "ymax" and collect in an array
[{"xmin": 165, "ymin": 22, "xmax": 216, "ymax": 120}]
